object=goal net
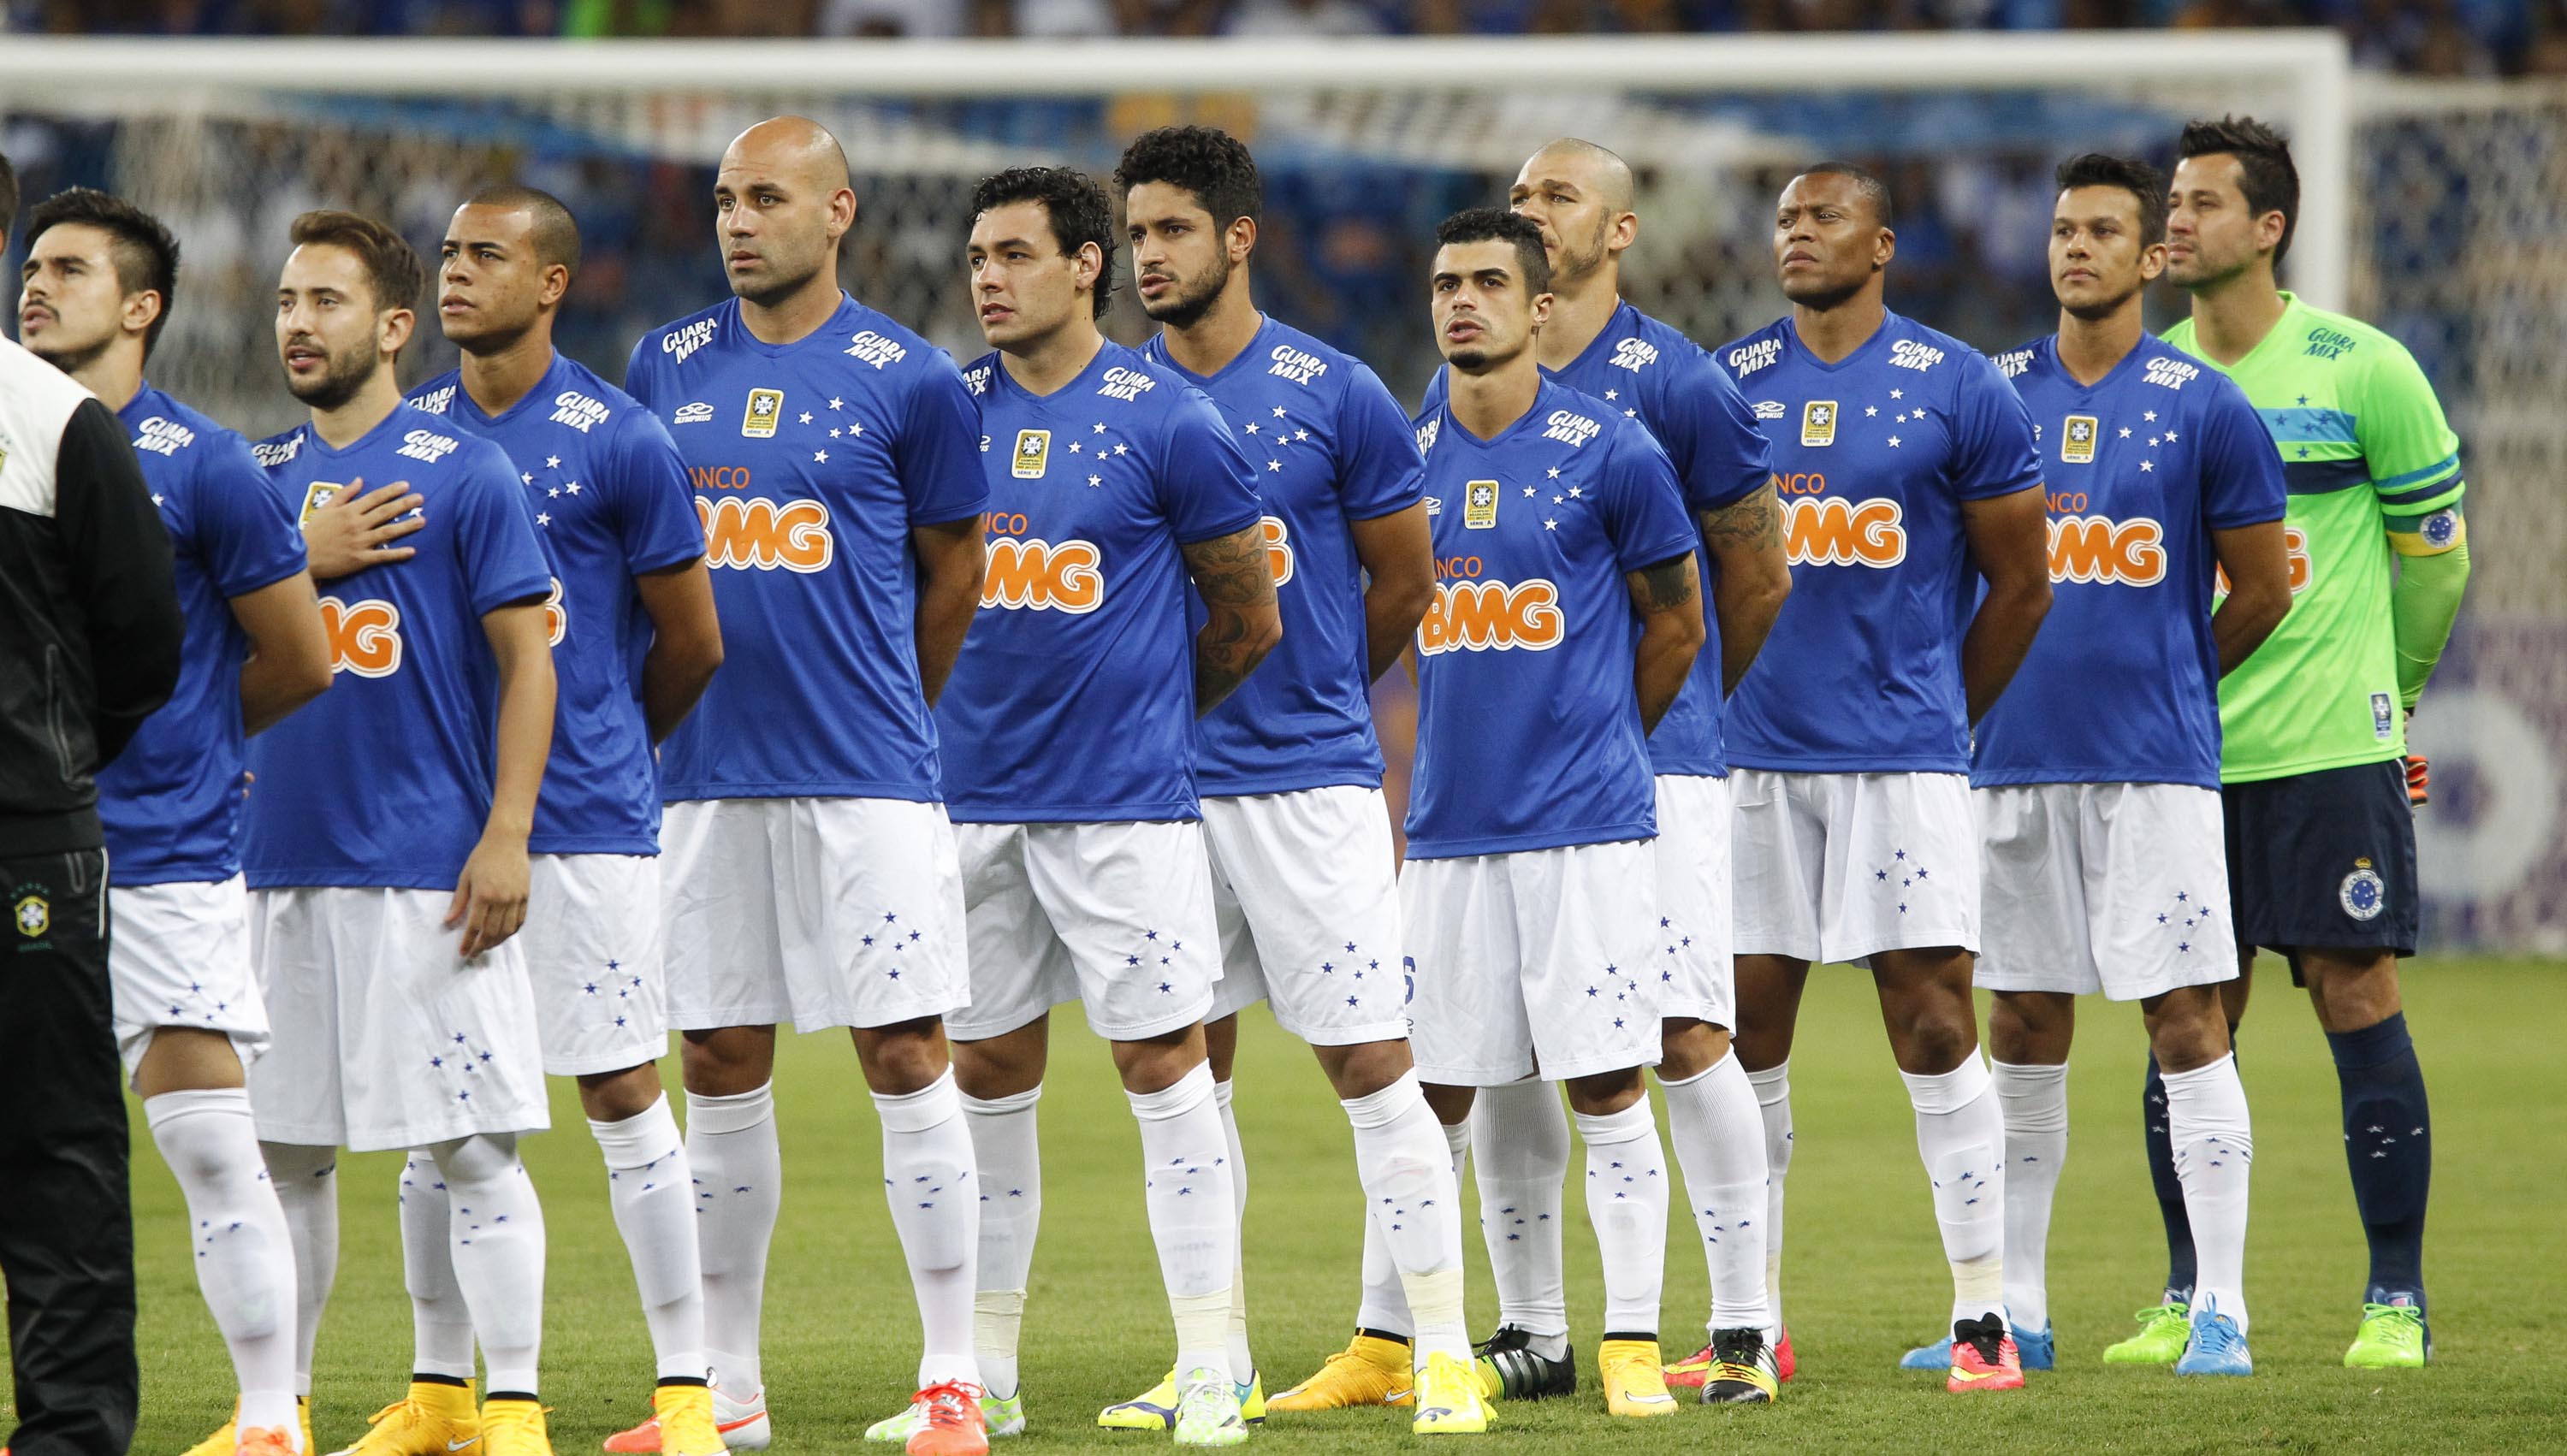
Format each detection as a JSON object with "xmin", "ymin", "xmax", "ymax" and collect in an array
[{"xmin": 2, "ymin": 34, "xmax": 2557, "ymax": 950}]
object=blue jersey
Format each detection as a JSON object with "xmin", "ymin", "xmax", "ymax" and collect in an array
[
  {"xmin": 96, "ymin": 385, "xmax": 307, "ymax": 885},
  {"xmin": 1715, "ymin": 311, "xmax": 2043, "ymax": 773},
  {"xmin": 1973, "ymin": 335, "xmax": 2286, "ymax": 789},
  {"xmin": 625, "ymin": 294, "xmax": 987, "ymax": 803},
  {"xmin": 937, "ymin": 340, "xmax": 1264, "ymax": 824},
  {"xmin": 243, "ymin": 405, "xmax": 554, "ymax": 890},
  {"xmin": 409, "ymin": 354, "xmax": 704, "ymax": 855},
  {"xmin": 1426, "ymin": 302, "xmax": 1770, "ymax": 777},
  {"xmin": 1404, "ymin": 379, "xmax": 1698, "ymax": 859},
  {"xmin": 1143, "ymin": 316, "xmax": 1422, "ymax": 796}
]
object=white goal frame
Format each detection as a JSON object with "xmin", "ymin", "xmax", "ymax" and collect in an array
[{"xmin": 0, "ymin": 29, "xmax": 2355, "ymax": 308}]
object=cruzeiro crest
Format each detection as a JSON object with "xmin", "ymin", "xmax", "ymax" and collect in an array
[{"xmin": 2339, "ymin": 856, "xmax": 2386, "ymax": 921}]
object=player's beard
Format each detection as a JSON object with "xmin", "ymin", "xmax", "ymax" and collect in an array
[
  {"xmin": 24, "ymin": 328, "xmax": 113, "ymax": 381},
  {"xmin": 1140, "ymin": 253, "xmax": 1231, "ymax": 330},
  {"xmin": 730, "ymin": 248, "xmax": 826, "ymax": 311},
  {"xmin": 2167, "ymin": 242, "xmax": 2252, "ymax": 293},
  {"xmin": 285, "ymin": 342, "xmax": 377, "ymax": 412},
  {"xmin": 1550, "ymin": 212, "xmax": 1612, "ymax": 288}
]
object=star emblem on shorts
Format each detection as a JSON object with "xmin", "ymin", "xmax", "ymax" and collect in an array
[{"xmin": 545, "ymin": 455, "xmax": 560, "ymax": 468}]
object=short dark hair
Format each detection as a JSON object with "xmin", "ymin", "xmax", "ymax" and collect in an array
[
  {"xmin": 27, "ymin": 188, "xmax": 184, "ymax": 357},
  {"xmin": 289, "ymin": 209, "xmax": 426, "ymax": 315},
  {"xmin": 460, "ymin": 184, "xmax": 583, "ymax": 281},
  {"xmin": 1434, "ymin": 206, "xmax": 1551, "ymax": 295},
  {"xmin": 2053, "ymin": 152, "xmax": 2169, "ymax": 249},
  {"xmin": 1799, "ymin": 161, "xmax": 1894, "ymax": 227},
  {"xmin": 0, "ymin": 152, "xmax": 17, "ymax": 246},
  {"xmin": 1113, "ymin": 125, "xmax": 1263, "ymax": 230},
  {"xmin": 970, "ymin": 166, "xmax": 1118, "ymax": 318},
  {"xmin": 2178, "ymin": 115, "xmax": 2299, "ymax": 266}
]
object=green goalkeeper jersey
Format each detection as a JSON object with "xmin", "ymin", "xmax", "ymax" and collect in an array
[{"xmin": 2164, "ymin": 293, "xmax": 2464, "ymax": 784}]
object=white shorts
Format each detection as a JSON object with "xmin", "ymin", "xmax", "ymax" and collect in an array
[
  {"xmin": 522, "ymin": 854, "xmax": 668, "ymax": 1076},
  {"xmin": 1653, "ymin": 774, "xmax": 1735, "ymax": 1030},
  {"xmin": 661, "ymin": 796, "xmax": 969, "ymax": 1035},
  {"xmin": 1731, "ymin": 769, "xmax": 1981, "ymax": 965},
  {"xmin": 1401, "ymin": 838, "xmax": 1663, "ymax": 1086},
  {"xmin": 948, "ymin": 820, "xmax": 1220, "ymax": 1043},
  {"xmin": 1203, "ymin": 787, "xmax": 1408, "ymax": 1047},
  {"xmin": 1976, "ymin": 783, "xmax": 2240, "ymax": 1001},
  {"xmin": 248, "ymin": 886, "xmax": 548, "ymax": 1152},
  {"xmin": 108, "ymin": 876, "xmax": 270, "ymax": 1086}
]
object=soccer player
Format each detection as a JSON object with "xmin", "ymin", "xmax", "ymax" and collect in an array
[
  {"xmin": 244, "ymin": 210, "xmax": 560, "ymax": 1455},
  {"xmin": 1459, "ymin": 137, "xmax": 1792, "ymax": 1406},
  {"xmin": 402, "ymin": 186, "xmax": 726, "ymax": 1453},
  {"xmin": 1715, "ymin": 164, "xmax": 2053, "ymax": 1393},
  {"xmin": 1111, "ymin": 126, "xmax": 1484, "ymax": 1435},
  {"xmin": 935, "ymin": 164, "xmax": 1279, "ymax": 1447},
  {"xmin": 620, "ymin": 117, "xmax": 993, "ymax": 1456},
  {"xmin": 1404, "ymin": 205, "xmax": 1704, "ymax": 1420},
  {"xmin": 2152, "ymin": 115, "xmax": 2469, "ymax": 1370},
  {"xmin": 1905, "ymin": 153, "xmax": 2292, "ymax": 1379},
  {"xmin": 19, "ymin": 187, "xmax": 334, "ymax": 1456}
]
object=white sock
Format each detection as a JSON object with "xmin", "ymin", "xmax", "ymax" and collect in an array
[
  {"xmin": 1472, "ymin": 1077, "xmax": 1570, "ymax": 1349},
  {"xmin": 1128, "ymin": 1063, "xmax": 1236, "ymax": 1383},
  {"xmin": 395, "ymin": 1151, "xmax": 477, "ymax": 1380},
  {"xmin": 1902, "ymin": 1057, "xmax": 2007, "ymax": 1330},
  {"xmin": 1745, "ymin": 1060, "xmax": 1792, "ymax": 1340},
  {"xmin": 428, "ymin": 1133, "xmax": 545, "ymax": 1395},
  {"xmin": 590, "ymin": 1095, "xmax": 707, "ymax": 1383},
  {"xmin": 260, "ymin": 1142, "xmax": 339, "ymax": 1397},
  {"xmin": 2162, "ymin": 1053, "xmax": 2253, "ymax": 1334},
  {"xmin": 1991, "ymin": 1060, "xmax": 2069, "ymax": 1335},
  {"xmin": 1659, "ymin": 1051, "xmax": 1772, "ymax": 1334},
  {"xmin": 1212, "ymin": 1077, "xmax": 1253, "ymax": 1380},
  {"xmin": 1343, "ymin": 1073, "xmax": 1467, "ymax": 1364},
  {"xmin": 147, "ymin": 1090, "xmax": 299, "ymax": 1435},
  {"xmin": 1575, "ymin": 1097, "xmax": 1669, "ymax": 1335},
  {"xmin": 961, "ymin": 1085, "xmax": 1041, "ymax": 1399},
  {"xmin": 685, "ymin": 1081, "xmax": 780, "ymax": 1399},
  {"xmin": 874, "ymin": 1070, "xmax": 982, "ymax": 1389}
]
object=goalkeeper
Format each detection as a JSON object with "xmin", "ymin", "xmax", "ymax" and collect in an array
[{"xmin": 2136, "ymin": 115, "xmax": 2468, "ymax": 1374}]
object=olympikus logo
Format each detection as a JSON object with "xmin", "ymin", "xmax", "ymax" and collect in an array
[
  {"xmin": 1543, "ymin": 410, "xmax": 1600, "ymax": 447},
  {"xmin": 1890, "ymin": 340, "xmax": 1947, "ymax": 372},
  {"xmin": 1417, "ymin": 579, "xmax": 1563, "ymax": 654},
  {"xmin": 133, "ymin": 416, "xmax": 196, "ymax": 457},
  {"xmin": 1752, "ymin": 400, "xmax": 1787, "ymax": 421},
  {"xmin": 697, "ymin": 495, "xmax": 834, "ymax": 573},
  {"xmin": 409, "ymin": 385, "xmax": 456, "ymax": 415},
  {"xmin": 2143, "ymin": 358, "xmax": 2201, "ymax": 390},
  {"xmin": 1727, "ymin": 338, "xmax": 1781, "ymax": 378},
  {"xmin": 981, "ymin": 536, "xmax": 1104, "ymax": 614},
  {"xmin": 397, "ymin": 429, "xmax": 459, "ymax": 464},
  {"xmin": 1268, "ymin": 344, "xmax": 1329, "ymax": 386},
  {"xmin": 1260, "ymin": 516, "xmax": 1296, "ymax": 588},
  {"xmin": 1781, "ymin": 495, "xmax": 1906, "ymax": 567},
  {"xmin": 2047, "ymin": 515, "xmax": 2167, "ymax": 586},
  {"xmin": 673, "ymin": 402, "xmax": 715, "ymax": 425},
  {"xmin": 1098, "ymin": 365, "xmax": 1157, "ymax": 402},
  {"xmin": 662, "ymin": 317, "xmax": 717, "ymax": 364},
  {"xmin": 845, "ymin": 330, "xmax": 909, "ymax": 370},
  {"xmin": 319, "ymin": 597, "xmax": 402, "ymax": 678},
  {"xmin": 1610, "ymin": 336, "xmax": 1659, "ymax": 372},
  {"xmin": 253, "ymin": 435, "xmax": 303, "ymax": 468},
  {"xmin": 550, "ymin": 390, "xmax": 611, "ymax": 433}
]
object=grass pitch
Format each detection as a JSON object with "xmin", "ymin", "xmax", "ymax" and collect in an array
[{"xmin": 90, "ymin": 959, "xmax": 2567, "ymax": 1453}]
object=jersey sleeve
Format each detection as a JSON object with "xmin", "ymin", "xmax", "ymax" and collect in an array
[
  {"xmin": 611, "ymin": 410, "xmax": 708, "ymax": 576},
  {"xmin": 1598, "ymin": 424, "xmax": 1700, "ymax": 572},
  {"xmin": 1331, "ymin": 362, "xmax": 1426, "ymax": 522},
  {"xmin": 195, "ymin": 435, "xmax": 311, "ymax": 599},
  {"xmin": 894, "ymin": 359, "xmax": 992, "ymax": 526},
  {"xmin": 453, "ymin": 444, "xmax": 557, "ymax": 615},
  {"xmin": 2357, "ymin": 340, "xmax": 2465, "ymax": 520},
  {"xmin": 1662, "ymin": 346, "xmax": 1773, "ymax": 513},
  {"xmin": 2198, "ymin": 376, "xmax": 2288, "ymax": 531},
  {"xmin": 1157, "ymin": 388, "xmax": 1266, "ymax": 546},
  {"xmin": 1947, "ymin": 352, "xmax": 2045, "ymax": 500}
]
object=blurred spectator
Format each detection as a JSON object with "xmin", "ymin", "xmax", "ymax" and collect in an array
[
  {"xmin": 1224, "ymin": 0, "xmax": 1386, "ymax": 35},
  {"xmin": 823, "ymin": 0, "xmax": 968, "ymax": 33}
]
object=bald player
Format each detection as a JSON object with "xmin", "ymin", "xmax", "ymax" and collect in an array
[{"xmin": 620, "ymin": 118, "xmax": 995, "ymax": 1456}]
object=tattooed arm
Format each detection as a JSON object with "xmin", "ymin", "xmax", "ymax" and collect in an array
[
  {"xmin": 1181, "ymin": 522, "xmax": 1284, "ymax": 716},
  {"xmin": 1698, "ymin": 482, "xmax": 1793, "ymax": 695},
  {"xmin": 1625, "ymin": 549, "xmax": 1708, "ymax": 735}
]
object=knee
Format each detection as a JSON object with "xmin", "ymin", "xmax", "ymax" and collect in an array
[
  {"xmin": 576, "ymin": 1063, "xmax": 666, "ymax": 1122},
  {"xmin": 1657, "ymin": 1019, "xmax": 1726, "ymax": 1080},
  {"xmin": 1563, "ymin": 1067, "xmax": 1645, "ymax": 1116},
  {"xmin": 856, "ymin": 1019, "xmax": 951, "ymax": 1096},
  {"xmin": 1894, "ymin": 1007, "xmax": 1978, "ymax": 1074}
]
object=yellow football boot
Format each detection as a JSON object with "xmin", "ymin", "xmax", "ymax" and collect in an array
[{"xmin": 1267, "ymin": 1332, "xmax": 1414, "ymax": 1412}]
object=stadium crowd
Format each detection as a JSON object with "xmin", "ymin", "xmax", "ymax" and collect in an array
[{"xmin": 12, "ymin": 0, "xmax": 2561, "ymax": 79}]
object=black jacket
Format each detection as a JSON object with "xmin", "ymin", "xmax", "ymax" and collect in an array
[{"xmin": 0, "ymin": 340, "xmax": 184, "ymax": 859}]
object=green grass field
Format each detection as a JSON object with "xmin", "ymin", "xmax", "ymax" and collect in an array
[{"xmin": 95, "ymin": 959, "xmax": 2567, "ymax": 1453}]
